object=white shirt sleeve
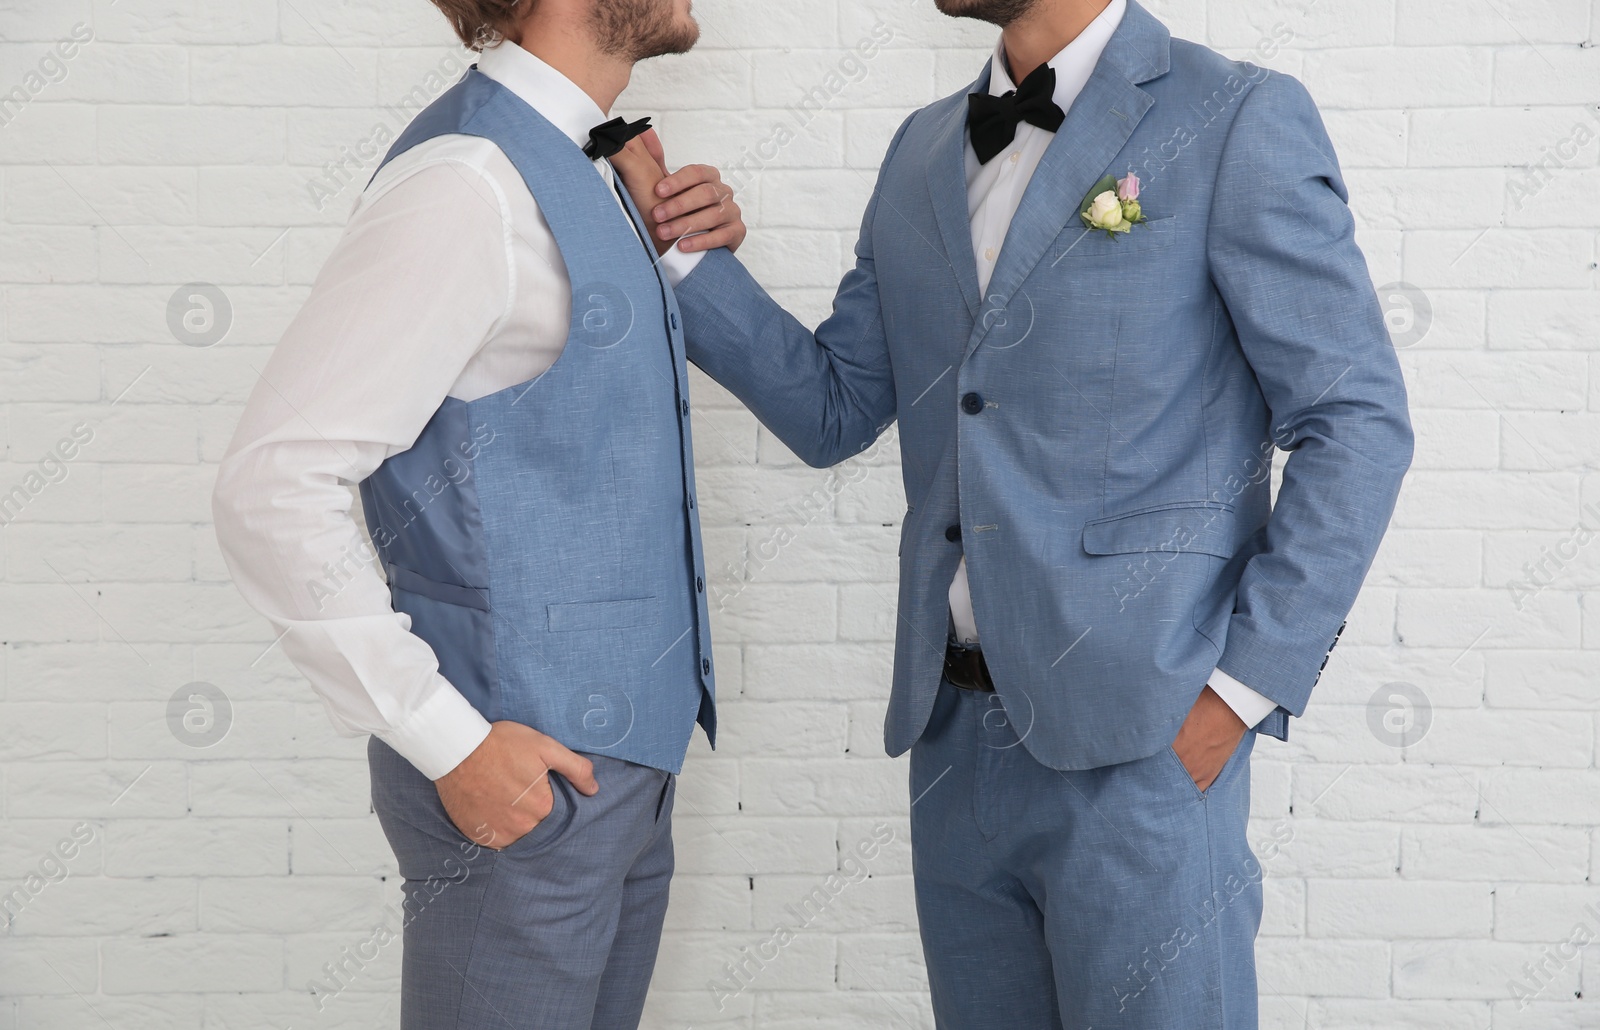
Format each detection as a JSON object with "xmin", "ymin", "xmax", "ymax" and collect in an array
[
  {"xmin": 212, "ymin": 158, "xmax": 528, "ymax": 781},
  {"xmin": 1208, "ymin": 666, "xmax": 1279, "ymax": 730},
  {"xmin": 658, "ymin": 238, "xmax": 705, "ymax": 288}
]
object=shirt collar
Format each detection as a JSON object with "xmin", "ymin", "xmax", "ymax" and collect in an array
[
  {"xmin": 989, "ymin": 0, "xmax": 1128, "ymax": 110},
  {"xmin": 476, "ymin": 42, "xmax": 609, "ymax": 152}
]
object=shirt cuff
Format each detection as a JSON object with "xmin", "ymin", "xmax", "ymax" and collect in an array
[
  {"xmin": 375, "ymin": 677, "xmax": 494, "ymax": 781},
  {"xmin": 659, "ymin": 242, "xmax": 706, "ymax": 289},
  {"xmin": 1208, "ymin": 667, "xmax": 1279, "ymax": 730}
]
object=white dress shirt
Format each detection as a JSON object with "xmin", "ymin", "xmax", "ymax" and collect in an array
[
  {"xmin": 946, "ymin": 1, "xmax": 1278, "ymax": 730},
  {"xmin": 212, "ymin": 42, "xmax": 701, "ymax": 780}
]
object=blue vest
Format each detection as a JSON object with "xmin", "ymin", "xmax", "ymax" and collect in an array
[{"xmin": 358, "ymin": 70, "xmax": 715, "ymax": 774}]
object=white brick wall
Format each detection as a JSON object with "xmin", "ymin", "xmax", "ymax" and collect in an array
[{"xmin": 0, "ymin": 0, "xmax": 1595, "ymax": 1027}]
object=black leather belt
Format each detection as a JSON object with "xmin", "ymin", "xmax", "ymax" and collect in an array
[{"xmin": 943, "ymin": 640, "xmax": 995, "ymax": 692}]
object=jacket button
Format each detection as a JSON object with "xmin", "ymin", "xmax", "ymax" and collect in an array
[
  {"xmin": 671, "ymin": 313, "xmax": 679, "ymax": 330},
  {"xmin": 681, "ymin": 398, "xmax": 690, "ymax": 417},
  {"xmin": 702, "ymin": 658, "xmax": 711, "ymax": 675},
  {"xmin": 961, "ymin": 392, "xmax": 984, "ymax": 415},
  {"xmin": 696, "ymin": 576, "xmax": 704, "ymax": 592},
  {"xmin": 945, "ymin": 524, "xmax": 961, "ymax": 542}
]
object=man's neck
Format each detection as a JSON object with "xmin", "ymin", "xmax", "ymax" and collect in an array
[
  {"xmin": 1000, "ymin": 0, "xmax": 1114, "ymax": 84},
  {"xmin": 511, "ymin": 22, "xmax": 633, "ymax": 114}
]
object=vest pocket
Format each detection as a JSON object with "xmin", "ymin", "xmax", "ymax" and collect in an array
[
  {"xmin": 546, "ymin": 597, "xmax": 659, "ymax": 632},
  {"xmin": 386, "ymin": 564, "xmax": 490, "ymax": 610},
  {"xmin": 385, "ymin": 566, "xmax": 497, "ymax": 715}
]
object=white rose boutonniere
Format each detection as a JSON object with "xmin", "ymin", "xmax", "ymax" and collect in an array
[{"xmin": 1079, "ymin": 171, "xmax": 1148, "ymax": 240}]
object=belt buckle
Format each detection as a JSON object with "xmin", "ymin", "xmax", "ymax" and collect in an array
[{"xmin": 943, "ymin": 641, "xmax": 994, "ymax": 692}]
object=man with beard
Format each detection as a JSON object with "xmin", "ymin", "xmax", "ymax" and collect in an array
[
  {"xmin": 212, "ymin": 1, "xmax": 745, "ymax": 1027},
  {"xmin": 617, "ymin": 0, "xmax": 1412, "ymax": 1025}
]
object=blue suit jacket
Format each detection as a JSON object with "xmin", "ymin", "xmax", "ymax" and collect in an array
[{"xmin": 676, "ymin": 1, "xmax": 1413, "ymax": 770}]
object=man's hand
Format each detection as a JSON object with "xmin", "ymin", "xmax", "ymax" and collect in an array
[
  {"xmin": 611, "ymin": 128, "xmax": 746, "ymax": 258},
  {"xmin": 1170, "ymin": 685, "xmax": 1248, "ymax": 793},
  {"xmin": 434, "ymin": 721, "xmax": 599, "ymax": 851}
]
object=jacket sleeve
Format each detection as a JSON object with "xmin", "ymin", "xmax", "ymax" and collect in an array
[
  {"xmin": 673, "ymin": 116, "xmax": 916, "ymax": 469},
  {"xmin": 1206, "ymin": 71, "xmax": 1414, "ymax": 722}
]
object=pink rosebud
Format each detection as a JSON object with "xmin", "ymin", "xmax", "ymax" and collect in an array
[{"xmin": 1117, "ymin": 172, "xmax": 1140, "ymax": 201}]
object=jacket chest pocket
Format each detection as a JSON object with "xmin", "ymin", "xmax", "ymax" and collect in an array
[{"xmin": 1050, "ymin": 216, "xmax": 1180, "ymax": 264}]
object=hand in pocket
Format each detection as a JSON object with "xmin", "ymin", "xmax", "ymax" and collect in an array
[
  {"xmin": 1170, "ymin": 685, "xmax": 1247, "ymax": 793},
  {"xmin": 434, "ymin": 721, "xmax": 598, "ymax": 850}
]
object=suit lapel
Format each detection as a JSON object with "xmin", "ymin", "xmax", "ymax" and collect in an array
[
  {"xmin": 964, "ymin": 1, "xmax": 1172, "ymax": 359},
  {"xmin": 925, "ymin": 73, "xmax": 985, "ymax": 321}
]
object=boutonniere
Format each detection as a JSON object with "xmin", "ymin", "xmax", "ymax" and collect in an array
[{"xmin": 1078, "ymin": 171, "xmax": 1146, "ymax": 239}]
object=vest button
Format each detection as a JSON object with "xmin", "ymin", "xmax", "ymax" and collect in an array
[
  {"xmin": 702, "ymin": 658, "xmax": 711, "ymax": 675},
  {"xmin": 945, "ymin": 524, "xmax": 961, "ymax": 542},
  {"xmin": 696, "ymin": 576, "xmax": 704, "ymax": 592},
  {"xmin": 671, "ymin": 313, "xmax": 680, "ymax": 331},
  {"xmin": 961, "ymin": 392, "xmax": 984, "ymax": 415},
  {"xmin": 681, "ymin": 398, "xmax": 690, "ymax": 417}
]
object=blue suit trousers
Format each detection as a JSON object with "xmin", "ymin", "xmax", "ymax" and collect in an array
[{"xmin": 910, "ymin": 681, "xmax": 1261, "ymax": 1029}]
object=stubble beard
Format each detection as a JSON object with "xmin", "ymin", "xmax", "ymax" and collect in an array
[
  {"xmin": 591, "ymin": 0, "xmax": 701, "ymax": 61},
  {"xmin": 932, "ymin": 0, "xmax": 1043, "ymax": 28}
]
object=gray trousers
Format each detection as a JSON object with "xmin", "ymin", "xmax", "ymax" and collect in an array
[{"xmin": 368, "ymin": 738, "xmax": 676, "ymax": 1030}]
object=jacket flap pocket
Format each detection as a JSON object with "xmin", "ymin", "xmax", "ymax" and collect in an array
[
  {"xmin": 1082, "ymin": 503, "xmax": 1239, "ymax": 558},
  {"xmin": 547, "ymin": 597, "xmax": 658, "ymax": 633}
]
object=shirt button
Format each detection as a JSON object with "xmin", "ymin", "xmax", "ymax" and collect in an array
[
  {"xmin": 1010, "ymin": 152, "xmax": 1021, "ymax": 164},
  {"xmin": 945, "ymin": 524, "xmax": 962, "ymax": 543},
  {"xmin": 961, "ymin": 392, "xmax": 984, "ymax": 415},
  {"xmin": 983, "ymin": 247, "xmax": 996, "ymax": 261}
]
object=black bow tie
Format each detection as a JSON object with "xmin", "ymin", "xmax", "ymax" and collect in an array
[
  {"xmin": 583, "ymin": 116, "xmax": 652, "ymax": 161},
  {"xmin": 967, "ymin": 62, "xmax": 1066, "ymax": 164}
]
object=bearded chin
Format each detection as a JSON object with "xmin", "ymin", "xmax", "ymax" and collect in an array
[
  {"xmin": 593, "ymin": 0, "xmax": 700, "ymax": 61},
  {"xmin": 933, "ymin": 0, "xmax": 1041, "ymax": 28}
]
